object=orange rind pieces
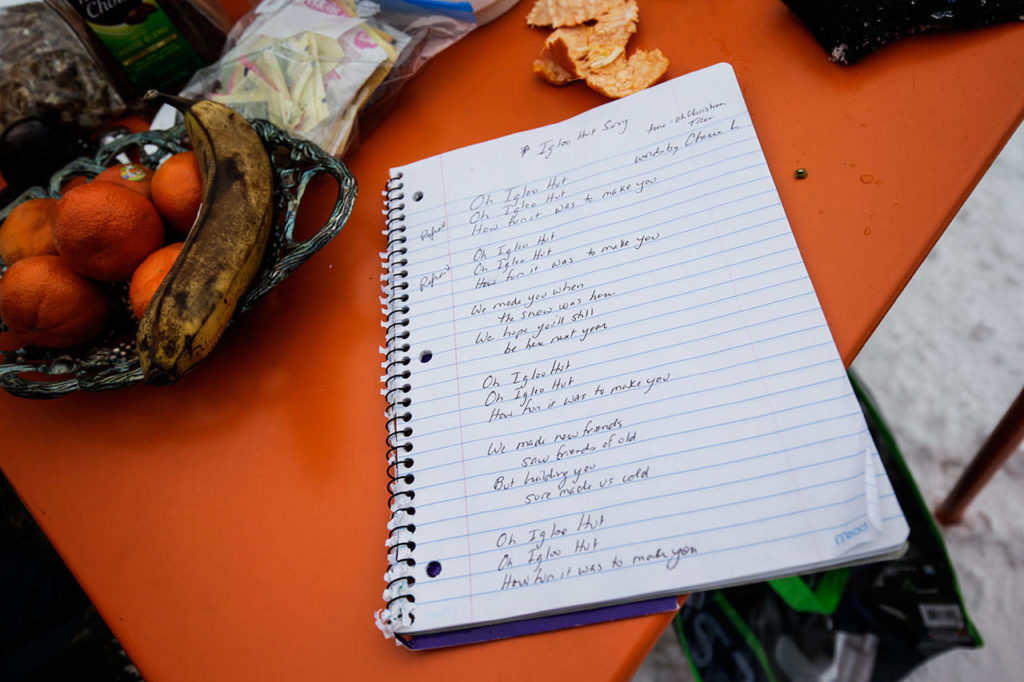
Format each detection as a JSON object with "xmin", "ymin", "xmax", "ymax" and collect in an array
[
  {"xmin": 533, "ymin": 52, "xmax": 577, "ymax": 85},
  {"xmin": 588, "ymin": 0, "xmax": 639, "ymax": 43},
  {"xmin": 584, "ymin": 48, "xmax": 669, "ymax": 98},
  {"xmin": 530, "ymin": 0, "xmax": 667, "ymax": 98},
  {"xmin": 527, "ymin": 0, "xmax": 626, "ymax": 28},
  {"xmin": 534, "ymin": 0, "xmax": 638, "ymax": 82},
  {"xmin": 534, "ymin": 25, "xmax": 592, "ymax": 84}
]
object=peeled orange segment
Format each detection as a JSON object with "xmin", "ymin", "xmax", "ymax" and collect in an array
[
  {"xmin": 584, "ymin": 48, "xmax": 670, "ymax": 98},
  {"xmin": 527, "ymin": 0, "xmax": 625, "ymax": 27}
]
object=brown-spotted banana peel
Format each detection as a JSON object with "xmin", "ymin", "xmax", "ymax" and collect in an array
[{"xmin": 137, "ymin": 92, "xmax": 274, "ymax": 384}]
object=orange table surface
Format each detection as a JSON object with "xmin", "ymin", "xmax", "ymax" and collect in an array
[{"xmin": 2, "ymin": 2, "xmax": 1023, "ymax": 681}]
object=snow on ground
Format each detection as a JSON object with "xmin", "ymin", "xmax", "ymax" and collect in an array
[{"xmin": 635, "ymin": 125, "xmax": 1024, "ymax": 682}]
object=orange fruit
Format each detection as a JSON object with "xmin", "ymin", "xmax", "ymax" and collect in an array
[
  {"xmin": 129, "ymin": 242, "xmax": 183, "ymax": 320},
  {"xmin": 53, "ymin": 181, "xmax": 165, "ymax": 282},
  {"xmin": 0, "ymin": 198, "xmax": 59, "ymax": 265},
  {"xmin": 0, "ymin": 255, "xmax": 109, "ymax": 348},
  {"xmin": 93, "ymin": 163, "xmax": 154, "ymax": 199},
  {"xmin": 151, "ymin": 151, "xmax": 202, "ymax": 234},
  {"xmin": 60, "ymin": 175, "xmax": 88, "ymax": 194}
]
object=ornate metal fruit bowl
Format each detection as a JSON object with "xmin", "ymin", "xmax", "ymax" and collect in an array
[{"xmin": 0, "ymin": 120, "xmax": 356, "ymax": 398}]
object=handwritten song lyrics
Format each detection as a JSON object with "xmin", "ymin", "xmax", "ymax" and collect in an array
[{"xmin": 388, "ymin": 65, "xmax": 880, "ymax": 632}]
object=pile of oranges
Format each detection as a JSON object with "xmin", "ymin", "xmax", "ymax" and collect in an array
[{"xmin": 0, "ymin": 151, "xmax": 202, "ymax": 349}]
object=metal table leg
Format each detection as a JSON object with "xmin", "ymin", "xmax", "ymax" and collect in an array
[{"xmin": 935, "ymin": 386, "xmax": 1024, "ymax": 524}]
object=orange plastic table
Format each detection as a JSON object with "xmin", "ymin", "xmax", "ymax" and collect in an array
[{"xmin": 2, "ymin": 2, "xmax": 1022, "ymax": 680}]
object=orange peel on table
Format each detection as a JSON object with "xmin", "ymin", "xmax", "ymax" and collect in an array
[
  {"xmin": 527, "ymin": 0, "xmax": 626, "ymax": 28},
  {"xmin": 529, "ymin": 0, "xmax": 668, "ymax": 99},
  {"xmin": 584, "ymin": 48, "xmax": 670, "ymax": 99},
  {"xmin": 534, "ymin": 0, "xmax": 638, "ymax": 81},
  {"xmin": 533, "ymin": 53, "xmax": 578, "ymax": 85}
]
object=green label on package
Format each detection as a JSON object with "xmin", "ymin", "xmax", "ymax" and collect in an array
[{"xmin": 71, "ymin": 0, "xmax": 204, "ymax": 92}]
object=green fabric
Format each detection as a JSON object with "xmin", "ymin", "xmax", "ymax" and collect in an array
[
  {"xmin": 712, "ymin": 591, "xmax": 777, "ymax": 682},
  {"xmin": 767, "ymin": 569, "xmax": 849, "ymax": 615},
  {"xmin": 674, "ymin": 615, "xmax": 706, "ymax": 682}
]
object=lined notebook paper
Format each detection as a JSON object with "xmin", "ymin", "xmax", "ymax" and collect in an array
[{"xmin": 377, "ymin": 63, "xmax": 908, "ymax": 645}]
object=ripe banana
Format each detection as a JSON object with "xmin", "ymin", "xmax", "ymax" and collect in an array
[{"xmin": 136, "ymin": 92, "xmax": 274, "ymax": 384}]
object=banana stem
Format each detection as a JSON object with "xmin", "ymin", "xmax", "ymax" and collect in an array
[{"xmin": 142, "ymin": 90, "xmax": 197, "ymax": 112}]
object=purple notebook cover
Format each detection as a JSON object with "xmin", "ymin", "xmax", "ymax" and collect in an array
[{"xmin": 397, "ymin": 596, "xmax": 679, "ymax": 650}]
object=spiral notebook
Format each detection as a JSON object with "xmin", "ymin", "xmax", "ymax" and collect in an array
[{"xmin": 376, "ymin": 63, "xmax": 909, "ymax": 649}]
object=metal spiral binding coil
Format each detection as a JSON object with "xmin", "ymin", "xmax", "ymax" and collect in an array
[{"xmin": 375, "ymin": 172, "xmax": 418, "ymax": 639}]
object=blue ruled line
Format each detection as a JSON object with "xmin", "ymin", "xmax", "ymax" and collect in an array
[
  {"xmin": 403, "ymin": 150, "xmax": 767, "ymax": 267},
  {"xmin": 421, "ymin": 442, "xmax": 874, "ymax": 551},
  {"xmin": 407, "ymin": 174, "xmax": 776, "ymax": 288},
  {"xmin": 410, "ymin": 362, "xmax": 847, "ymax": 461},
  {"xmin": 398, "ymin": 114, "xmax": 756, "ymax": 222},
  {"xmin": 412, "ymin": 329, "xmax": 833, "ymax": 408},
  {"xmin": 412, "ymin": 351, "xmax": 834, "ymax": 449},
  {"xmin": 412, "ymin": 369, "xmax": 847, "ymax": 491},
  {"xmin": 411, "ymin": 274, "xmax": 811, "ymax": 385},
  {"xmin": 411, "ymin": 234, "xmax": 798, "ymax": 345},
  {"xmin": 426, "ymin": 489, "xmax": 896, "ymax": 582},
  {"xmin": 408, "ymin": 186, "xmax": 782, "ymax": 310},
  {"xmin": 408, "ymin": 243, "xmax": 806, "ymax": 382},
  {"xmin": 413, "ymin": 511, "xmax": 905, "ymax": 606},
  {"xmin": 417, "ymin": 433, "xmax": 865, "ymax": 525}
]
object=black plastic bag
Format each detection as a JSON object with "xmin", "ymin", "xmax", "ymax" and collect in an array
[{"xmin": 780, "ymin": 0, "xmax": 1024, "ymax": 64}]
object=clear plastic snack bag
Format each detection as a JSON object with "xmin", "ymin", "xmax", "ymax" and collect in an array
[{"xmin": 158, "ymin": 0, "xmax": 479, "ymax": 156}]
